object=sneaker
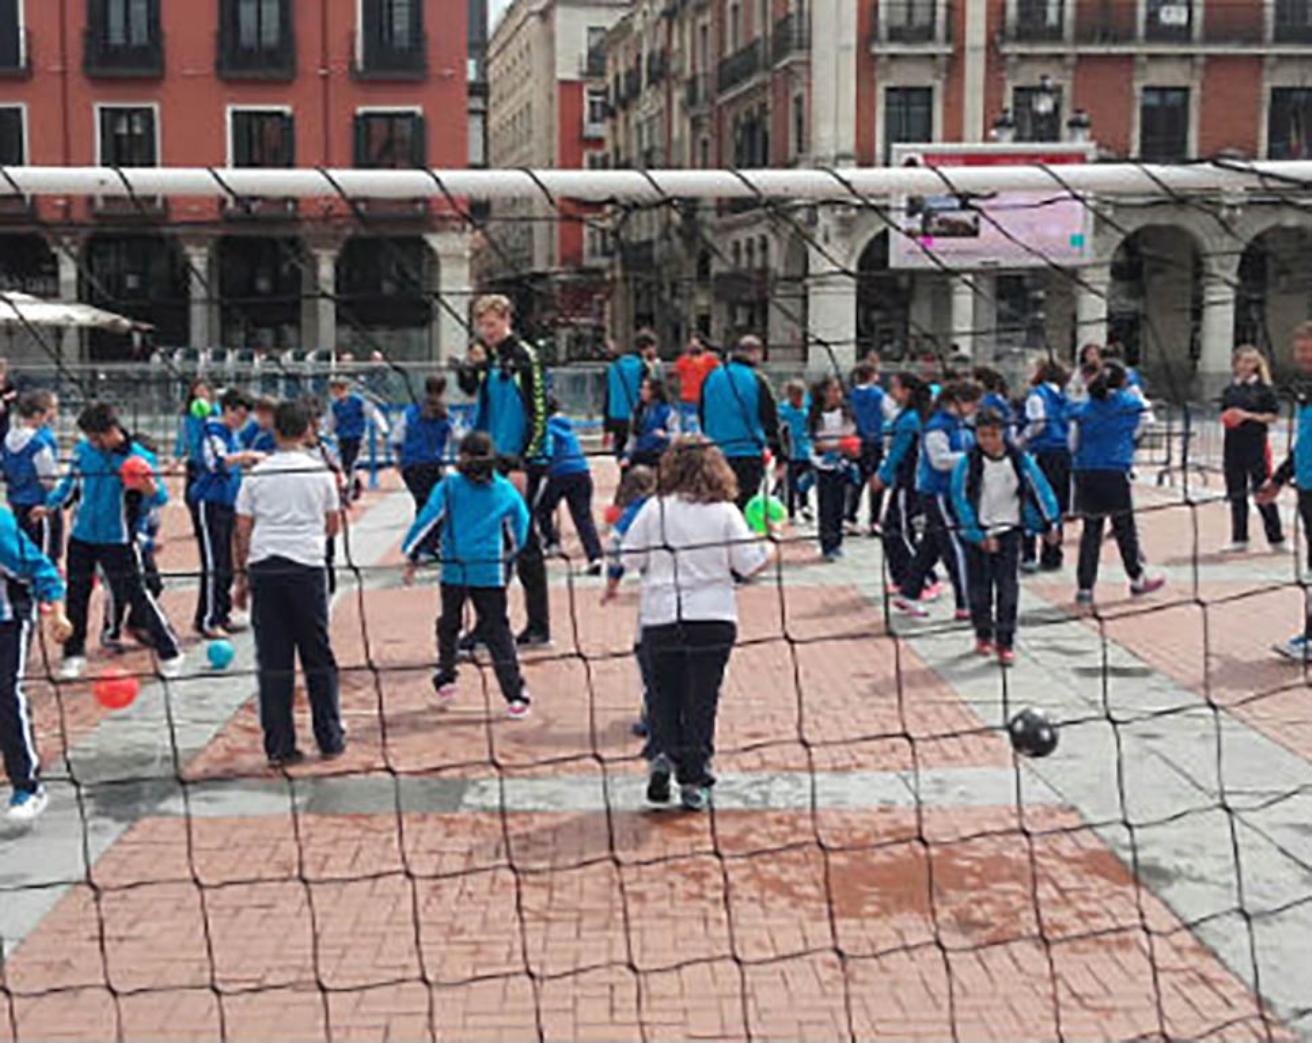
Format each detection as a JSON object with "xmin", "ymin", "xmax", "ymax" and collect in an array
[
  {"xmin": 647, "ymin": 758, "xmax": 672, "ymax": 804},
  {"xmin": 506, "ymin": 697, "xmax": 532, "ymax": 720},
  {"xmin": 893, "ymin": 596, "xmax": 929, "ymax": 619},
  {"xmin": 227, "ymin": 611, "xmax": 251, "ymax": 632},
  {"xmin": 158, "ymin": 654, "xmax": 186, "ymax": 679},
  {"xmin": 1221, "ymin": 541, "xmax": 1249, "ymax": 554},
  {"xmin": 997, "ymin": 648, "xmax": 1016, "ymax": 668},
  {"xmin": 515, "ymin": 630, "xmax": 552, "ymax": 650},
  {"xmin": 457, "ymin": 632, "xmax": 484, "ymax": 657},
  {"xmin": 585, "ymin": 560, "xmax": 603, "ymax": 578},
  {"xmin": 975, "ymin": 639, "xmax": 994, "ymax": 657},
  {"xmin": 58, "ymin": 656, "xmax": 86, "ymax": 681},
  {"xmin": 6, "ymin": 786, "xmax": 48, "ymax": 824},
  {"xmin": 679, "ymin": 784, "xmax": 710, "ymax": 812},
  {"xmin": 1275, "ymin": 635, "xmax": 1311, "ymax": 661},
  {"xmin": 1020, "ymin": 560, "xmax": 1040, "ymax": 575},
  {"xmin": 800, "ymin": 507, "xmax": 815, "ymax": 524},
  {"xmin": 631, "ymin": 718, "xmax": 649, "ymax": 738},
  {"xmin": 953, "ymin": 608, "xmax": 971, "ymax": 622},
  {"xmin": 267, "ymin": 749, "xmax": 305, "ymax": 769},
  {"xmin": 99, "ymin": 631, "xmax": 126, "ymax": 654},
  {"xmin": 920, "ymin": 582, "xmax": 944, "ymax": 603},
  {"xmin": 822, "ymin": 550, "xmax": 842, "ymax": 564},
  {"xmin": 1129, "ymin": 574, "xmax": 1166, "ymax": 597},
  {"xmin": 320, "ymin": 744, "xmax": 347, "ymax": 761},
  {"xmin": 431, "ymin": 673, "xmax": 458, "ymax": 705}
]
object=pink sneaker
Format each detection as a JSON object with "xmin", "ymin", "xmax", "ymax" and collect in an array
[
  {"xmin": 975, "ymin": 639, "xmax": 994, "ymax": 657},
  {"xmin": 1130, "ymin": 574, "xmax": 1166, "ymax": 597},
  {"xmin": 997, "ymin": 648, "xmax": 1016, "ymax": 668},
  {"xmin": 893, "ymin": 596, "xmax": 928, "ymax": 618},
  {"xmin": 506, "ymin": 697, "xmax": 532, "ymax": 720},
  {"xmin": 436, "ymin": 683, "xmax": 457, "ymax": 705},
  {"xmin": 920, "ymin": 582, "xmax": 944, "ymax": 603},
  {"xmin": 954, "ymin": 608, "xmax": 971, "ymax": 622}
]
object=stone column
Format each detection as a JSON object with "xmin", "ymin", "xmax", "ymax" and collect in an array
[
  {"xmin": 805, "ymin": 214, "xmax": 856, "ymax": 374},
  {"xmin": 425, "ymin": 230, "xmax": 473, "ymax": 363},
  {"xmin": 312, "ymin": 246, "xmax": 338, "ymax": 355},
  {"xmin": 950, "ymin": 275, "xmax": 976, "ymax": 358},
  {"xmin": 1075, "ymin": 260, "xmax": 1110, "ymax": 354},
  {"xmin": 56, "ymin": 242, "xmax": 81, "ymax": 363},
  {"xmin": 1198, "ymin": 254, "xmax": 1238, "ymax": 401},
  {"xmin": 182, "ymin": 242, "xmax": 212, "ymax": 351}
]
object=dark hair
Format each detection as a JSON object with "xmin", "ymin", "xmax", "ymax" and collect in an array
[
  {"xmin": 424, "ymin": 375, "xmax": 447, "ymax": 399},
  {"xmin": 17, "ymin": 390, "xmax": 51, "ymax": 419},
  {"xmin": 853, "ymin": 362, "xmax": 876, "ymax": 384},
  {"xmin": 616, "ymin": 464, "xmax": 656, "ymax": 507},
  {"xmin": 1033, "ymin": 361, "xmax": 1069, "ymax": 388},
  {"xmin": 1088, "ymin": 360, "xmax": 1127, "ymax": 401},
  {"xmin": 972, "ymin": 366, "xmax": 1007, "ymax": 396},
  {"xmin": 182, "ymin": 378, "xmax": 209, "ymax": 414},
  {"xmin": 274, "ymin": 401, "xmax": 311, "ymax": 441},
  {"xmin": 546, "ymin": 395, "xmax": 562, "ymax": 414},
  {"xmin": 642, "ymin": 375, "xmax": 668, "ymax": 404},
  {"xmin": 807, "ymin": 376, "xmax": 843, "ymax": 432},
  {"xmin": 78, "ymin": 402, "xmax": 118, "ymax": 435},
  {"xmin": 300, "ymin": 395, "xmax": 324, "ymax": 420},
  {"xmin": 975, "ymin": 408, "xmax": 1007, "ymax": 431},
  {"xmin": 634, "ymin": 329, "xmax": 658, "ymax": 351},
  {"xmin": 329, "ymin": 376, "xmax": 350, "ymax": 390},
  {"xmin": 220, "ymin": 388, "xmax": 253, "ymax": 413},
  {"xmin": 254, "ymin": 395, "xmax": 278, "ymax": 414},
  {"xmin": 656, "ymin": 436, "xmax": 738, "ymax": 504},
  {"xmin": 893, "ymin": 372, "xmax": 933, "ymax": 420},
  {"xmin": 936, "ymin": 380, "xmax": 982, "ymax": 410},
  {"xmin": 1079, "ymin": 343, "xmax": 1103, "ymax": 367},
  {"xmin": 135, "ymin": 433, "xmax": 158, "ymax": 454},
  {"xmin": 456, "ymin": 430, "xmax": 497, "ymax": 483}
]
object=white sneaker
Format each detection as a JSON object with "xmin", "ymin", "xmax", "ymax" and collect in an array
[
  {"xmin": 7, "ymin": 786, "xmax": 48, "ymax": 824},
  {"xmin": 59, "ymin": 656, "xmax": 86, "ymax": 681},
  {"xmin": 506, "ymin": 697, "xmax": 532, "ymax": 720},
  {"xmin": 1221, "ymin": 541, "xmax": 1249, "ymax": 554},
  {"xmin": 892, "ymin": 596, "xmax": 928, "ymax": 619},
  {"xmin": 158, "ymin": 654, "xmax": 186, "ymax": 679},
  {"xmin": 227, "ymin": 611, "xmax": 250, "ymax": 632}
]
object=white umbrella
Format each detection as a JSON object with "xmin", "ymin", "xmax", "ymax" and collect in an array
[{"xmin": 0, "ymin": 291, "xmax": 151, "ymax": 333}]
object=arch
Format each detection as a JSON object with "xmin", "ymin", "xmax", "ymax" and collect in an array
[
  {"xmin": 856, "ymin": 231, "xmax": 912, "ymax": 360},
  {"xmin": 218, "ymin": 235, "xmax": 306, "ymax": 351},
  {"xmin": 336, "ymin": 236, "xmax": 434, "ymax": 360},
  {"xmin": 1237, "ymin": 223, "xmax": 1312, "ymax": 364},
  {"xmin": 83, "ymin": 233, "xmax": 188, "ymax": 361}
]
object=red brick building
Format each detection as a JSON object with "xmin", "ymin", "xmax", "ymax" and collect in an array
[{"xmin": 0, "ymin": 0, "xmax": 476, "ymax": 362}]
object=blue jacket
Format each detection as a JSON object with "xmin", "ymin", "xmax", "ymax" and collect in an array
[
  {"xmin": 1024, "ymin": 383, "xmax": 1070, "ymax": 454},
  {"xmin": 1071, "ymin": 391, "xmax": 1143, "ymax": 473},
  {"xmin": 48, "ymin": 437, "xmax": 167, "ymax": 545},
  {"xmin": 402, "ymin": 471, "xmax": 530, "ymax": 588},
  {"xmin": 778, "ymin": 398, "xmax": 812, "ymax": 462},
  {"xmin": 330, "ymin": 393, "xmax": 367, "ymax": 441},
  {"xmin": 3, "ymin": 426, "xmax": 58, "ymax": 507},
  {"xmin": 239, "ymin": 420, "xmax": 276, "ymax": 455},
  {"xmin": 546, "ymin": 415, "xmax": 589, "ymax": 478},
  {"xmin": 1278, "ymin": 397, "xmax": 1312, "ymax": 489},
  {"xmin": 191, "ymin": 419, "xmax": 244, "ymax": 507},
  {"xmin": 950, "ymin": 446, "xmax": 1060, "ymax": 546},
  {"xmin": 605, "ymin": 495, "xmax": 649, "ymax": 582},
  {"xmin": 630, "ymin": 401, "xmax": 673, "ymax": 457},
  {"xmin": 700, "ymin": 359, "xmax": 780, "ymax": 459},
  {"xmin": 0, "ymin": 505, "xmax": 65, "ymax": 622},
  {"xmin": 605, "ymin": 354, "xmax": 647, "ymax": 423},
  {"xmin": 916, "ymin": 410, "xmax": 970, "ymax": 496},
  {"xmin": 980, "ymin": 392, "xmax": 1016, "ymax": 443},
  {"xmin": 175, "ymin": 402, "xmax": 219, "ymax": 466},
  {"xmin": 459, "ymin": 338, "xmax": 548, "ymax": 463},
  {"xmin": 850, "ymin": 384, "xmax": 886, "ymax": 443},
  {"xmin": 877, "ymin": 408, "xmax": 921, "ymax": 489},
  {"xmin": 395, "ymin": 404, "xmax": 452, "ymax": 469}
]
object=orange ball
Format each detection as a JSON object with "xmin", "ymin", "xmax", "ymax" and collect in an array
[
  {"xmin": 119, "ymin": 455, "xmax": 154, "ymax": 491},
  {"xmin": 604, "ymin": 504, "xmax": 623, "ymax": 526},
  {"xmin": 839, "ymin": 436, "xmax": 862, "ymax": 458},
  {"xmin": 93, "ymin": 667, "xmax": 139, "ymax": 711},
  {"xmin": 1221, "ymin": 408, "xmax": 1242, "ymax": 430}
]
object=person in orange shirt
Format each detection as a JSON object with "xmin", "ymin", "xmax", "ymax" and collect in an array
[{"xmin": 673, "ymin": 335, "xmax": 720, "ymax": 434}]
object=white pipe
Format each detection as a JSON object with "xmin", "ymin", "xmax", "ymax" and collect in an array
[{"xmin": 2, "ymin": 162, "xmax": 1311, "ymax": 202}]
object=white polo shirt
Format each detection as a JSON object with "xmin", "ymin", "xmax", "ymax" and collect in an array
[{"xmin": 235, "ymin": 449, "xmax": 339, "ymax": 568}]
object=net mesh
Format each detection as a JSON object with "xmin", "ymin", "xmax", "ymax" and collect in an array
[{"xmin": 0, "ymin": 164, "xmax": 1309, "ymax": 1041}]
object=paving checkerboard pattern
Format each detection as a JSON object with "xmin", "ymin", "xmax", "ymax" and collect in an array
[{"xmin": 2, "ymin": 463, "xmax": 1310, "ymax": 1041}]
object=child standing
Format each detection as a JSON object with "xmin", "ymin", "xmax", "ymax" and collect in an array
[
  {"xmin": 847, "ymin": 363, "xmax": 886, "ymax": 536},
  {"xmin": 392, "ymin": 376, "xmax": 452, "ymax": 564},
  {"xmin": 0, "ymin": 507, "xmax": 71, "ymax": 825},
  {"xmin": 101, "ymin": 436, "xmax": 167, "ymax": 651},
  {"xmin": 402, "ymin": 431, "xmax": 533, "ymax": 719},
  {"xmin": 3, "ymin": 391, "xmax": 61, "ymax": 567},
  {"xmin": 626, "ymin": 376, "xmax": 675, "ymax": 470},
  {"xmin": 536, "ymin": 399, "xmax": 604, "ymax": 572},
  {"xmin": 951, "ymin": 409, "xmax": 1060, "ymax": 666},
  {"xmin": 240, "ymin": 396, "xmax": 279, "ymax": 455},
  {"xmin": 621, "ymin": 437, "xmax": 772, "ymax": 811},
  {"xmin": 872, "ymin": 374, "xmax": 933, "ymax": 594},
  {"xmin": 1219, "ymin": 346, "xmax": 1283, "ymax": 553},
  {"xmin": 601, "ymin": 465, "xmax": 658, "ymax": 739},
  {"xmin": 1019, "ymin": 361, "xmax": 1072, "ymax": 573},
  {"xmin": 776, "ymin": 380, "xmax": 813, "ymax": 523},
  {"xmin": 808, "ymin": 376, "xmax": 857, "ymax": 562},
  {"xmin": 326, "ymin": 377, "xmax": 386, "ymax": 501}
]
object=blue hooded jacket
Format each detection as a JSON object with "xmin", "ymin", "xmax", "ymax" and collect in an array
[
  {"xmin": 395, "ymin": 404, "xmax": 452, "ymax": 469},
  {"xmin": 1070, "ymin": 391, "xmax": 1143, "ymax": 473},
  {"xmin": 1024, "ymin": 383, "xmax": 1070, "ymax": 453},
  {"xmin": 950, "ymin": 445, "xmax": 1060, "ymax": 546},
  {"xmin": 402, "ymin": 471, "xmax": 530, "ymax": 588},
  {"xmin": 0, "ymin": 505, "xmax": 65, "ymax": 622},
  {"xmin": 546, "ymin": 415, "xmax": 589, "ymax": 478},
  {"xmin": 778, "ymin": 397, "xmax": 812, "ymax": 462},
  {"xmin": 850, "ymin": 384, "xmax": 886, "ymax": 443},
  {"xmin": 877, "ymin": 408, "xmax": 921, "ymax": 489},
  {"xmin": 191, "ymin": 418, "xmax": 245, "ymax": 507},
  {"xmin": 48, "ymin": 436, "xmax": 167, "ymax": 545},
  {"xmin": 605, "ymin": 354, "xmax": 647, "ymax": 423},
  {"xmin": 630, "ymin": 401, "xmax": 673, "ymax": 457},
  {"xmin": 3, "ymin": 425, "xmax": 58, "ymax": 507},
  {"xmin": 916, "ymin": 410, "xmax": 970, "ymax": 497},
  {"xmin": 330, "ymin": 392, "xmax": 368, "ymax": 441}
]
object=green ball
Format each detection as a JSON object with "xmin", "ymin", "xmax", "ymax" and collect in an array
[
  {"xmin": 744, "ymin": 494, "xmax": 786, "ymax": 534},
  {"xmin": 190, "ymin": 399, "xmax": 211, "ymax": 419}
]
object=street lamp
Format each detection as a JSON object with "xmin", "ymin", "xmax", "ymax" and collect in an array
[
  {"xmin": 1067, "ymin": 108, "xmax": 1093, "ymax": 145},
  {"xmin": 992, "ymin": 108, "xmax": 1017, "ymax": 144},
  {"xmin": 1032, "ymin": 74, "xmax": 1058, "ymax": 117}
]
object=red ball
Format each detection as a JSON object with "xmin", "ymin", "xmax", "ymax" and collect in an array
[
  {"xmin": 839, "ymin": 436, "xmax": 862, "ymax": 458},
  {"xmin": 604, "ymin": 504, "xmax": 623, "ymax": 526},
  {"xmin": 93, "ymin": 667, "xmax": 139, "ymax": 711},
  {"xmin": 119, "ymin": 455, "xmax": 154, "ymax": 491},
  {"xmin": 1220, "ymin": 408, "xmax": 1242, "ymax": 430}
]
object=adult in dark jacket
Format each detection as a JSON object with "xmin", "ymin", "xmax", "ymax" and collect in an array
[
  {"xmin": 1219, "ymin": 346, "xmax": 1283, "ymax": 552},
  {"xmin": 699, "ymin": 335, "xmax": 781, "ymax": 510},
  {"xmin": 457, "ymin": 294, "xmax": 551, "ymax": 646}
]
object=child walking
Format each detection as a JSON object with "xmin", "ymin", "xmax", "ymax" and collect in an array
[
  {"xmin": 950, "ymin": 409, "xmax": 1060, "ymax": 666},
  {"xmin": 392, "ymin": 376, "xmax": 452, "ymax": 561},
  {"xmin": 776, "ymin": 380, "xmax": 813, "ymax": 523},
  {"xmin": 872, "ymin": 373, "xmax": 933, "ymax": 594},
  {"xmin": 808, "ymin": 376, "xmax": 856, "ymax": 562},
  {"xmin": 846, "ymin": 362, "xmax": 886, "ymax": 535},
  {"xmin": 621, "ymin": 437, "xmax": 771, "ymax": 811},
  {"xmin": 326, "ymin": 377, "xmax": 386, "ymax": 502},
  {"xmin": 402, "ymin": 431, "xmax": 533, "ymax": 719},
  {"xmin": 3, "ymin": 391, "xmax": 61, "ymax": 566},
  {"xmin": 537, "ymin": 398, "xmax": 604, "ymax": 572}
]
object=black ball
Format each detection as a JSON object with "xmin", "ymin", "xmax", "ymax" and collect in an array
[{"xmin": 1008, "ymin": 707, "xmax": 1058, "ymax": 758}]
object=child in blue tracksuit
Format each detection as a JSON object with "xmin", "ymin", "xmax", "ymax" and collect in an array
[
  {"xmin": 951, "ymin": 409, "xmax": 1060, "ymax": 666},
  {"xmin": 41, "ymin": 402, "xmax": 181, "ymax": 679},
  {"xmin": 1069, "ymin": 361, "xmax": 1164, "ymax": 605},
  {"xmin": 0, "ymin": 506, "xmax": 70, "ymax": 824},
  {"xmin": 974, "ymin": 367, "xmax": 1017, "ymax": 444},
  {"xmin": 240, "ymin": 396, "xmax": 278, "ymax": 455},
  {"xmin": 402, "ymin": 431, "xmax": 532, "ymax": 718},
  {"xmin": 1019, "ymin": 361, "xmax": 1072, "ymax": 572},
  {"xmin": 893, "ymin": 381, "xmax": 982, "ymax": 619},
  {"xmin": 808, "ymin": 376, "xmax": 857, "ymax": 561},
  {"xmin": 602, "ymin": 464, "xmax": 658, "ymax": 741},
  {"xmin": 626, "ymin": 377, "xmax": 674, "ymax": 470},
  {"xmin": 846, "ymin": 362, "xmax": 886, "ymax": 534},
  {"xmin": 776, "ymin": 380, "xmax": 813, "ymax": 523},
  {"xmin": 873, "ymin": 373, "xmax": 933, "ymax": 592},
  {"xmin": 102, "ymin": 439, "xmax": 165, "ymax": 651},
  {"xmin": 3, "ymin": 391, "xmax": 62, "ymax": 567},
  {"xmin": 326, "ymin": 378, "xmax": 386, "ymax": 502},
  {"xmin": 392, "ymin": 376, "xmax": 452, "ymax": 560},
  {"xmin": 537, "ymin": 401, "xmax": 603, "ymax": 570}
]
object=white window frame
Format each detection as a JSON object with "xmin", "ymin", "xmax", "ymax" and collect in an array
[
  {"xmin": 13, "ymin": 0, "xmax": 25, "ymax": 67},
  {"xmin": 1133, "ymin": 82, "xmax": 1197, "ymax": 162},
  {"xmin": 93, "ymin": 101, "xmax": 161, "ymax": 166},
  {"xmin": 877, "ymin": 83, "xmax": 941, "ymax": 166},
  {"xmin": 0, "ymin": 102, "xmax": 28, "ymax": 166},
  {"xmin": 225, "ymin": 104, "xmax": 293, "ymax": 167}
]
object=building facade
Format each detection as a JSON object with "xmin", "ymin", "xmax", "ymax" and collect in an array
[
  {"xmin": 599, "ymin": 0, "xmax": 1312, "ymax": 396},
  {"xmin": 480, "ymin": 0, "xmax": 629, "ymax": 359},
  {"xmin": 0, "ymin": 0, "xmax": 476, "ymax": 364}
]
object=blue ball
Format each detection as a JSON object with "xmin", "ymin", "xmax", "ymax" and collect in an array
[{"xmin": 207, "ymin": 638, "xmax": 236, "ymax": 671}]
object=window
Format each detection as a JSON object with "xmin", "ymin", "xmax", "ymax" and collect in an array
[
  {"xmin": 729, "ymin": 2, "xmax": 741, "ymax": 50},
  {"xmin": 791, "ymin": 93, "xmax": 806, "ymax": 159},
  {"xmin": 231, "ymin": 110, "xmax": 294, "ymax": 167},
  {"xmin": 1275, "ymin": 0, "xmax": 1312, "ymax": 43},
  {"xmin": 235, "ymin": 0, "xmax": 280, "ymax": 49},
  {"xmin": 586, "ymin": 87, "xmax": 608, "ymax": 129},
  {"xmin": 1014, "ymin": 84, "xmax": 1062, "ymax": 142},
  {"xmin": 1139, "ymin": 87, "xmax": 1189, "ymax": 162},
  {"xmin": 1269, "ymin": 88, "xmax": 1312, "ymax": 159},
  {"xmin": 86, "ymin": 0, "xmax": 161, "ymax": 74},
  {"xmin": 105, "ymin": 0, "xmax": 152, "ymax": 47},
  {"xmin": 354, "ymin": 111, "xmax": 426, "ymax": 168},
  {"xmin": 374, "ymin": 0, "xmax": 418, "ymax": 49},
  {"xmin": 0, "ymin": 106, "xmax": 21, "ymax": 164},
  {"xmin": 219, "ymin": 0, "xmax": 293, "ymax": 76},
  {"xmin": 357, "ymin": 0, "xmax": 425, "ymax": 76},
  {"xmin": 885, "ymin": 0, "xmax": 938, "ymax": 43},
  {"xmin": 98, "ymin": 106, "xmax": 156, "ymax": 166},
  {"xmin": 1015, "ymin": 0, "xmax": 1063, "ymax": 41},
  {"xmin": 884, "ymin": 86, "xmax": 932, "ymax": 163},
  {"xmin": 584, "ymin": 25, "xmax": 606, "ymax": 75},
  {"xmin": 699, "ymin": 136, "xmax": 710, "ymax": 168},
  {"xmin": 468, "ymin": 109, "xmax": 486, "ymax": 166},
  {"xmin": 1145, "ymin": 0, "xmax": 1191, "ymax": 41},
  {"xmin": 0, "ymin": 0, "xmax": 22, "ymax": 70}
]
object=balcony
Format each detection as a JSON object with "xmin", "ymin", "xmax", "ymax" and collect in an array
[
  {"xmin": 221, "ymin": 196, "xmax": 299, "ymax": 221},
  {"xmin": 717, "ymin": 37, "xmax": 764, "ymax": 94},
  {"xmin": 0, "ymin": 30, "xmax": 30, "ymax": 79},
  {"xmin": 646, "ymin": 48, "xmax": 668, "ymax": 87},
  {"xmin": 580, "ymin": 49, "xmax": 607, "ymax": 77},
  {"xmin": 869, "ymin": 1, "xmax": 952, "ymax": 52},
  {"xmin": 89, "ymin": 195, "xmax": 169, "ymax": 220},
  {"xmin": 216, "ymin": 27, "xmax": 296, "ymax": 79},
  {"xmin": 351, "ymin": 30, "xmax": 427, "ymax": 80},
  {"xmin": 83, "ymin": 27, "xmax": 164, "ymax": 77},
  {"xmin": 772, "ymin": 12, "xmax": 810, "ymax": 63},
  {"xmin": 685, "ymin": 72, "xmax": 712, "ymax": 111}
]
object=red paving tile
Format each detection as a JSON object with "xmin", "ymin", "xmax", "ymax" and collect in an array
[{"xmin": 2, "ymin": 808, "xmax": 1283, "ymax": 1041}]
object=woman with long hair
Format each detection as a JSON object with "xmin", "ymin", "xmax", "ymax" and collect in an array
[{"xmin": 1219, "ymin": 346, "xmax": 1284, "ymax": 553}]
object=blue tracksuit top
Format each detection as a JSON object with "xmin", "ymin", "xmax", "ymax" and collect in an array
[
  {"xmin": 605, "ymin": 495, "xmax": 649, "ymax": 582},
  {"xmin": 606, "ymin": 354, "xmax": 646, "ymax": 423},
  {"xmin": 631, "ymin": 401, "xmax": 673, "ymax": 457},
  {"xmin": 481, "ymin": 369, "xmax": 528, "ymax": 459},
  {"xmin": 916, "ymin": 410, "xmax": 966, "ymax": 497},
  {"xmin": 546, "ymin": 415, "xmax": 589, "ymax": 478},
  {"xmin": 701, "ymin": 360, "xmax": 765, "ymax": 458},
  {"xmin": 191, "ymin": 419, "xmax": 244, "ymax": 507},
  {"xmin": 950, "ymin": 446, "xmax": 1060, "ymax": 546},
  {"xmin": 239, "ymin": 420, "xmax": 276, "ymax": 454},
  {"xmin": 877, "ymin": 408, "xmax": 921, "ymax": 489},
  {"xmin": 1071, "ymin": 391, "xmax": 1143, "ymax": 473},
  {"xmin": 981, "ymin": 392, "xmax": 1016, "ymax": 442},
  {"xmin": 48, "ymin": 437, "xmax": 167, "ymax": 545},
  {"xmin": 3, "ymin": 426, "xmax": 58, "ymax": 507},
  {"xmin": 401, "ymin": 471, "xmax": 530, "ymax": 588},
  {"xmin": 1026, "ymin": 383, "xmax": 1070, "ymax": 453},
  {"xmin": 331, "ymin": 393, "xmax": 367, "ymax": 441},
  {"xmin": 778, "ymin": 398, "xmax": 812, "ymax": 462},
  {"xmin": 0, "ymin": 505, "xmax": 65, "ymax": 622},
  {"xmin": 850, "ymin": 384, "xmax": 885, "ymax": 442},
  {"xmin": 397, "ymin": 405, "xmax": 452, "ymax": 469}
]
